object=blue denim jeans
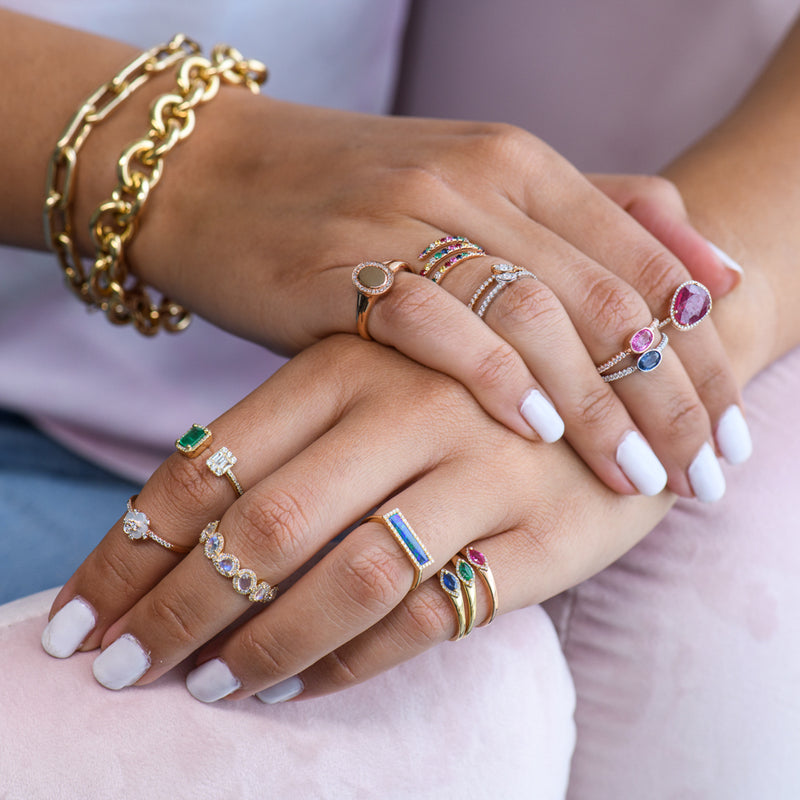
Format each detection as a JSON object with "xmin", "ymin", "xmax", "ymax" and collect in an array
[{"xmin": 0, "ymin": 411, "xmax": 141, "ymax": 604}]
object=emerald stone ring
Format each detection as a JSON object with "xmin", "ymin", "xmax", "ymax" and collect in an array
[
  {"xmin": 123, "ymin": 496, "xmax": 192, "ymax": 554},
  {"xmin": 450, "ymin": 555, "xmax": 478, "ymax": 638},
  {"xmin": 175, "ymin": 424, "xmax": 244, "ymax": 497},
  {"xmin": 365, "ymin": 508, "xmax": 433, "ymax": 591},
  {"xmin": 200, "ymin": 521, "xmax": 278, "ymax": 603}
]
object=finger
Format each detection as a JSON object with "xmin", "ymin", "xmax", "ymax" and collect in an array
[
  {"xmin": 587, "ymin": 173, "xmax": 741, "ymax": 298},
  {"xmin": 177, "ymin": 461, "xmax": 503, "ymax": 703},
  {"xmin": 43, "ymin": 338, "xmax": 387, "ymax": 655}
]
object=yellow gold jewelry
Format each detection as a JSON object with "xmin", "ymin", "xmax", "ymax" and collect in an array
[
  {"xmin": 353, "ymin": 261, "xmax": 412, "ymax": 340},
  {"xmin": 462, "ymin": 546, "xmax": 498, "ymax": 625},
  {"xmin": 86, "ymin": 42, "xmax": 267, "ymax": 335},
  {"xmin": 175, "ymin": 424, "xmax": 244, "ymax": 497},
  {"xmin": 44, "ymin": 35, "xmax": 201, "ymax": 313},
  {"xmin": 123, "ymin": 495, "xmax": 192, "ymax": 553},
  {"xmin": 439, "ymin": 567, "xmax": 467, "ymax": 640},
  {"xmin": 417, "ymin": 235, "xmax": 485, "ymax": 283},
  {"xmin": 451, "ymin": 555, "xmax": 478, "ymax": 637},
  {"xmin": 200, "ymin": 522, "xmax": 277, "ymax": 603},
  {"xmin": 365, "ymin": 508, "xmax": 433, "ymax": 591}
]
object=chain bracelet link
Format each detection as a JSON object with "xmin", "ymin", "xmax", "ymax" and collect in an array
[
  {"xmin": 44, "ymin": 36, "xmax": 268, "ymax": 336},
  {"xmin": 43, "ymin": 34, "xmax": 201, "ymax": 308}
]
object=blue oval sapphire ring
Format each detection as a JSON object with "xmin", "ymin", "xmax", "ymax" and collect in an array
[{"xmin": 600, "ymin": 331, "xmax": 670, "ymax": 383}]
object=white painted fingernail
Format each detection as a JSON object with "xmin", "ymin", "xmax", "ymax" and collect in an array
[
  {"xmin": 41, "ymin": 597, "xmax": 97, "ymax": 658},
  {"xmin": 715, "ymin": 405, "xmax": 753, "ymax": 465},
  {"xmin": 256, "ymin": 675, "xmax": 304, "ymax": 704},
  {"xmin": 186, "ymin": 658, "xmax": 241, "ymax": 703},
  {"xmin": 92, "ymin": 634, "xmax": 150, "ymax": 690},
  {"xmin": 520, "ymin": 389, "xmax": 565, "ymax": 443},
  {"xmin": 705, "ymin": 239, "xmax": 744, "ymax": 274},
  {"xmin": 616, "ymin": 431, "xmax": 668, "ymax": 496},
  {"xmin": 688, "ymin": 442, "xmax": 726, "ymax": 503}
]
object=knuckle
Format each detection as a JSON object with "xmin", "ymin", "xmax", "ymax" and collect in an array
[
  {"xmin": 469, "ymin": 340, "xmax": 523, "ymax": 394},
  {"xmin": 337, "ymin": 538, "xmax": 407, "ymax": 617},
  {"xmin": 663, "ymin": 392, "xmax": 708, "ymax": 442},
  {"xmin": 581, "ymin": 272, "xmax": 646, "ymax": 343},
  {"xmin": 93, "ymin": 545, "xmax": 139, "ymax": 591},
  {"xmin": 401, "ymin": 590, "xmax": 456, "ymax": 644},
  {"xmin": 689, "ymin": 359, "xmax": 732, "ymax": 402},
  {"xmin": 573, "ymin": 384, "xmax": 621, "ymax": 430},
  {"xmin": 237, "ymin": 625, "xmax": 292, "ymax": 677},
  {"xmin": 496, "ymin": 280, "xmax": 563, "ymax": 331},
  {"xmin": 639, "ymin": 174, "xmax": 683, "ymax": 205},
  {"xmin": 148, "ymin": 592, "xmax": 204, "ymax": 646},
  {"xmin": 158, "ymin": 453, "xmax": 218, "ymax": 509},
  {"xmin": 632, "ymin": 248, "xmax": 686, "ymax": 306},
  {"xmin": 469, "ymin": 121, "xmax": 537, "ymax": 164},
  {"xmin": 233, "ymin": 487, "xmax": 312, "ymax": 565},
  {"xmin": 318, "ymin": 647, "xmax": 362, "ymax": 689},
  {"xmin": 374, "ymin": 280, "xmax": 442, "ymax": 336}
]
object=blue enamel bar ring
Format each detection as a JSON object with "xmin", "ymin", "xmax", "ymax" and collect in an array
[{"xmin": 366, "ymin": 508, "xmax": 434, "ymax": 591}]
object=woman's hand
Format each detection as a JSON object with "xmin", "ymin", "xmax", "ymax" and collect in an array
[
  {"xmin": 122, "ymin": 96, "xmax": 748, "ymax": 500},
  {"xmin": 41, "ymin": 335, "xmax": 676, "ymax": 702}
]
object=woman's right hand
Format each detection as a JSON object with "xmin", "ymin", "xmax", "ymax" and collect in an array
[{"xmin": 122, "ymin": 95, "xmax": 748, "ymax": 501}]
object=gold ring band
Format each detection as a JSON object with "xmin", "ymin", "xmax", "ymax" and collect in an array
[
  {"xmin": 439, "ymin": 567, "xmax": 467, "ymax": 640},
  {"xmin": 462, "ymin": 546, "xmax": 498, "ymax": 626},
  {"xmin": 123, "ymin": 495, "xmax": 192, "ymax": 554},
  {"xmin": 353, "ymin": 260, "xmax": 412, "ymax": 340},
  {"xmin": 365, "ymin": 508, "xmax": 434, "ymax": 592}
]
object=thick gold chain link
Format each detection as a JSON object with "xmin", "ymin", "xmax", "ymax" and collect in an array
[
  {"xmin": 44, "ymin": 36, "xmax": 267, "ymax": 336},
  {"xmin": 88, "ymin": 45, "xmax": 267, "ymax": 335},
  {"xmin": 43, "ymin": 34, "xmax": 201, "ymax": 307}
]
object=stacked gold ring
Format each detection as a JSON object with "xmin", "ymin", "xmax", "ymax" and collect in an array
[{"xmin": 418, "ymin": 236, "xmax": 485, "ymax": 283}]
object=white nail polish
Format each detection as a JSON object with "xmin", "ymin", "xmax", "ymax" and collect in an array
[
  {"xmin": 705, "ymin": 239, "xmax": 744, "ymax": 274},
  {"xmin": 616, "ymin": 431, "xmax": 668, "ymax": 496},
  {"xmin": 688, "ymin": 442, "xmax": 726, "ymax": 503},
  {"xmin": 92, "ymin": 634, "xmax": 150, "ymax": 690},
  {"xmin": 256, "ymin": 675, "xmax": 304, "ymax": 704},
  {"xmin": 715, "ymin": 405, "xmax": 753, "ymax": 465},
  {"xmin": 520, "ymin": 389, "xmax": 565, "ymax": 443},
  {"xmin": 41, "ymin": 596, "xmax": 97, "ymax": 658},
  {"xmin": 186, "ymin": 658, "xmax": 241, "ymax": 703}
]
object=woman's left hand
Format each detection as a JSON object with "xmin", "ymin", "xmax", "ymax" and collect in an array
[{"xmin": 41, "ymin": 335, "xmax": 680, "ymax": 702}]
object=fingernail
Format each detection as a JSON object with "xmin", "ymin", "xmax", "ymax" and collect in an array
[
  {"xmin": 186, "ymin": 658, "xmax": 241, "ymax": 703},
  {"xmin": 256, "ymin": 675, "xmax": 304, "ymax": 704},
  {"xmin": 520, "ymin": 389, "xmax": 565, "ymax": 443},
  {"xmin": 41, "ymin": 596, "xmax": 97, "ymax": 658},
  {"xmin": 92, "ymin": 634, "xmax": 150, "ymax": 690},
  {"xmin": 715, "ymin": 405, "xmax": 753, "ymax": 465},
  {"xmin": 616, "ymin": 431, "xmax": 668, "ymax": 496},
  {"xmin": 688, "ymin": 442, "xmax": 726, "ymax": 503},
  {"xmin": 705, "ymin": 239, "xmax": 744, "ymax": 274}
]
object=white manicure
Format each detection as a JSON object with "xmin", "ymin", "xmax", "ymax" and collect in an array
[
  {"xmin": 41, "ymin": 597, "xmax": 96, "ymax": 658},
  {"xmin": 92, "ymin": 634, "xmax": 150, "ymax": 690},
  {"xmin": 186, "ymin": 658, "xmax": 241, "ymax": 703},
  {"xmin": 688, "ymin": 442, "xmax": 726, "ymax": 503},
  {"xmin": 616, "ymin": 431, "xmax": 668, "ymax": 496},
  {"xmin": 705, "ymin": 239, "xmax": 744, "ymax": 274},
  {"xmin": 520, "ymin": 389, "xmax": 565, "ymax": 443},
  {"xmin": 256, "ymin": 675, "xmax": 304, "ymax": 704},
  {"xmin": 715, "ymin": 405, "xmax": 753, "ymax": 465}
]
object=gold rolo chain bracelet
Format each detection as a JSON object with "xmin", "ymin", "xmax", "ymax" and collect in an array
[{"xmin": 44, "ymin": 36, "xmax": 268, "ymax": 336}]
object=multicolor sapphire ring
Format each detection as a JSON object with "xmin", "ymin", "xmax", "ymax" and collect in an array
[
  {"xmin": 418, "ymin": 235, "xmax": 485, "ymax": 284},
  {"xmin": 601, "ymin": 332, "xmax": 669, "ymax": 383},
  {"xmin": 439, "ymin": 567, "xmax": 467, "ymax": 640},
  {"xmin": 451, "ymin": 555, "xmax": 478, "ymax": 637},
  {"xmin": 175, "ymin": 425, "xmax": 244, "ymax": 497},
  {"xmin": 462, "ymin": 546, "xmax": 498, "ymax": 625},
  {"xmin": 123, "ymin": 496, "xmax": 191, "ymax": 553},
  {"xmin": 366, "ymin": 508, "xmax": 434, "ymax": 592},
  {"xmin": 467, "ymin": 263, "xmax": 538, "ymax": 319},
  {"xmin": 353, "ymin": 260, "xmax": 412, "ymax": 340},
  {"xmin": 200, "ymin": 521, "xmax": 277, "ymax": 603}
]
